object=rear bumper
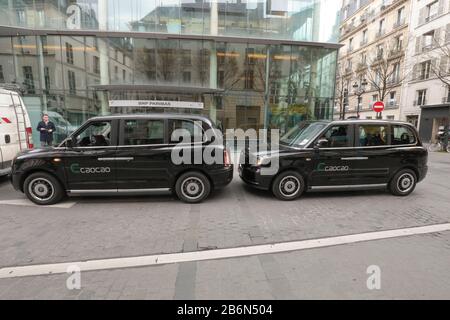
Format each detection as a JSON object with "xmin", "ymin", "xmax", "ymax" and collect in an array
[
  {"xmin": 417, "ymin": 165, "xmax": 428, "ymax": 182},
  {"xmin": 211, "ymin": 165, "xmax": 234, "ymax": 189}
]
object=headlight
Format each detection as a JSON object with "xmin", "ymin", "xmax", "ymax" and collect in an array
[{"xmin": 256, "ymin": 156, "xmax": 271, "ymax": 166}]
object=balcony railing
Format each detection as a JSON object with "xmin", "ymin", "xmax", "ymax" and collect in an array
[
  {"xmin": 360, "ymin": 39, "xmax": 368, "ymax": 47},
  {"xmin": 413, "ymin": 100, "xmax": 427, "ymax": 106},
  {"xmin": 376, "ymin": 30, "xmax": 385, "ymax": 39},
  {"xmin": 393, "ymin": 19, "xmax": 406, "ymax": 29}
]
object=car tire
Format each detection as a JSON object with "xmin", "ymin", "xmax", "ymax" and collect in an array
[
  {"xmin": 175, "ymin": 171, "xmax": 211, "ymax": 203},
  {"xmin": 272, "ymin": 171, "xmax": 305, "ymax": 201},
  {"xmin": 389, "ymin": 169, "xmax": 417, "ymax": 197},
  {"xmin": 24, "ymin": 172, "xmax": 65, "ymax": 205}
]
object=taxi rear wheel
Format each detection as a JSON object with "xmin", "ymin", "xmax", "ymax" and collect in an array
[
  {"xmin": 175, "ymin": 171, "xmax": 211, "ymax": 203},
  {"xmin": 24, "ymin": 172, "xmax": 65, "ymax": 205},
  {"xmin": 389, "ymin": 169, "xmax": 417, "ymax": 197},
  {"xmin": 272, "ymin": 171, "xmax": 305, "ymax": 201}
]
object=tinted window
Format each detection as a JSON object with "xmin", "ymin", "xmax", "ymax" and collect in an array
[
  {"xmin": 392, "ymin": 125, "xmax": 416, "ymax": 145},
  {"xmin": 75, "ymin": 121, "xmax": 111, "ymax": 147},
  {"xmin": 317, "ymin": 125, "xmax": 352, "ymax": 148},
  {"xmin": 358, "ymin": 125, "xmax": 388, "ymax": 146},
  {"xmin": 169, "ymin": 119, "xmax": 204, "ymax": 143},
  {"xmin": 123, "ymin": 119, "xmax": 164, "ymax": 145}
]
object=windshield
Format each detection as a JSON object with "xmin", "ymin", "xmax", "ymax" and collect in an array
[{"xmin": 280, "ymin": 122, "xmax": 328, "ymax": 147}]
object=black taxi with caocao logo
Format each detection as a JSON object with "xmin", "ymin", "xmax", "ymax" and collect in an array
[
  {"xmin": 10, "ymin": 114, "xmax": 233, "ymax": 205},
  {"xmin": 239, "ymin": 120, "xmax": 428, "ymax": 201}
]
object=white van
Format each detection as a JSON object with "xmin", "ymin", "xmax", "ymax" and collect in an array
[{"xmin": 0, "ymin": 89, "xmax": 33, "ymax": 176}]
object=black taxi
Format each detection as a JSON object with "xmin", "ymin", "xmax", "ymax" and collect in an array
[
  {"xmin": 239, "ymin": 120, "xmax": 428, "ymax": 201},
  {"xmin": 11, "ymin": 114, "xmax": 233, "ymax": 205}
]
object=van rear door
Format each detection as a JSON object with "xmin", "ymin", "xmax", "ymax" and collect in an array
[{"xmin": 0, "ymin": 94, "xmax": 20, "ymax": 171}]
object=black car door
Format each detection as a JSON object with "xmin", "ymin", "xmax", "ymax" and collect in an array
[
  {"xmin": 115, "ymin": 118, "xmax": 172, "ymax": 190},
  {"xmin": 349, "ymin": 123, "xmax": 391, "ymax": 185},
  {"xmin": 64, "ymin": 120, "xmax": 118, "ymax": 191},
  {"xmin": 310, "ymin": 124, "xmax": 359, "ymax": 186}
]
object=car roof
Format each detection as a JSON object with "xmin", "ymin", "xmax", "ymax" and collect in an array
[{"xmin": 89, "ymin": 113, "xmax": 214, "ymax": 124}]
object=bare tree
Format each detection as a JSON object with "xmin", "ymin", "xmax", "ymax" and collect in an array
[
  {"xmin": 363, "ymin": 41, "xmax": 410, "ymax": 118},
  {"xmin": 335, "ymin": 62, "xmax": 352, "ymax": 120}
]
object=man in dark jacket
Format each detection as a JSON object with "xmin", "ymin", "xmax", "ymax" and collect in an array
[{"xmin": 37, "ymin": 114, "xmax": 56, "ymax": 148}]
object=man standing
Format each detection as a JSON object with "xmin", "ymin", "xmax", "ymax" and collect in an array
[{"xmin": 37, "ymin": 114, "xmax": 56, "ymax": 148}]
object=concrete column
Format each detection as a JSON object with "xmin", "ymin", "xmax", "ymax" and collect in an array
[
  {"xmin": 209, "ymin": 0, "xmax": 219, "ymax": 122},
  {"xmin": 98, "ymin": 0, "xmax": 109, "ymax": 115},
  {"xmin": 36, "ymin": 36, "xmax": 48, "ymax": 112}
]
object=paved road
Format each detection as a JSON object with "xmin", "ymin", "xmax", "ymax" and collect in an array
[{"xmin": 0, "ymin": 152, "xmax": 449, "ymax": 299}]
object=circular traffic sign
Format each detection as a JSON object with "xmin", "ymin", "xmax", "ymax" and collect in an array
[{"xmin": 373, "ymin": 101, "xmax": 385, "ymax": 113}]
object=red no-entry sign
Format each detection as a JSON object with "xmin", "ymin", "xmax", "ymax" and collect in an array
[{"xmin": 373, "ymin": 101, "xmax": 385, "ymax": 113}]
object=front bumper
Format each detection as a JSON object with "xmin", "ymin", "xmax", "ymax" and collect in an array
[{"xmin": 238, "ymin": 164, "xmax": 272, "ymax": 190}]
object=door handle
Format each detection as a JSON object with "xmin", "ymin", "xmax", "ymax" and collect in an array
[
  {"xmin": 114, "ymin": 157, "xmax": 134, "ymax": 161},
  {"xmin": 341, "ymin": 157, "xmax": 369, "ymax": 160},
  {"xmin": 97, "ymin": 157, "xmax": 134, "ymax": 161}
]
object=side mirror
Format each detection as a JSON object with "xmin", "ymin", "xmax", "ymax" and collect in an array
[
  {"xmin": 65, "ymin": 138, "xmax": 75, "ymax": 148},
  {"xmin": 315, "ymin": 138, "xmax": 329, "ymax": 149}
]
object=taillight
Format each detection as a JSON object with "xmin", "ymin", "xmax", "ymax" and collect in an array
[
  {"xmin": 224, "ymin": 149, "xmax": 231, "ymax": 167},
  {"xmin": 25, "ymin": 127, "xmax": 34, "ymax": 149}
]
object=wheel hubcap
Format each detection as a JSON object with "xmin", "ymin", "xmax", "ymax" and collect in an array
[
  {"xmin": 397, "ymin": 173, "xmax": 414, "ymax": 193},
  {"xmin": 279, "ymin": 176, "xmax": 301, "ymax": 198},
  {"xmin": 28, "ymin": 178, "xmax": 55, "ymax": 202},
  {"xmin": 181, "ymin": 177, "xmax": 205, "ymax": 200}
]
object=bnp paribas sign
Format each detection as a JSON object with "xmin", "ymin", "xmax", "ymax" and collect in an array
[{"xmin": 109, "ymin": 100, "xmax": 204, "ymax": 109}]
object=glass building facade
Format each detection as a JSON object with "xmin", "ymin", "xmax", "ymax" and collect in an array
[{"xmin": 0, "ymin": 0, "xmax": 340, "ymax": 145}]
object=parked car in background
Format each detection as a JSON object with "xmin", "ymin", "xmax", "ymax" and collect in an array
[
  {"xmin": 240, "ymin": 120, "xmax": 428, "ymax": 200},
  {"xmin": 10, "ymin": 114, "xmax": 233, "ymax": 205},
  {"xmin": 0, "ymin": 89, "xmax": 33, "ymax": 176}
]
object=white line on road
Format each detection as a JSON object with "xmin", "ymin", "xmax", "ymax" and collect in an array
[
  {"xmin": 0, "ymin": 199, "xmax": 76, "ymax": 209},
  {"xmin": 1, "ymin": 223, "xmax": 450, "ymax": 279}
]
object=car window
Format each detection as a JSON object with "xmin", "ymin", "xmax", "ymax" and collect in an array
[
  {"xmin": 358, "ymin": 125, "xmax": 388, "ymax": 147},
  {"xmin": 317, "ymin": 125, "xmax": 352, "ymax": 148},
  {"xmin": 392, "ymin": 125, "xmax": 416, "ymax": 145},
  {"xmin": 169, "ymin": 119, "xmax": 204, "ymax": 143},
  {"xmin": 75, "ymin": 121, "xmax": 111, "ymax": 147},
  {"xmin": 123, "ymin": 119, "xmax": 164, "ymax": 145}
]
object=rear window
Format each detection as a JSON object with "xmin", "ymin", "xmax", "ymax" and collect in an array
[
  {"xmin": 392, "ymin": 125, "xmax": 416, "ymax": 145},
  {"xmin": 123, "ymin": 119, "xmax": 165, "ymax": 145},
  {"xmin": 358, "ymin": 125, "xmax": 388, "ymax": 147}
]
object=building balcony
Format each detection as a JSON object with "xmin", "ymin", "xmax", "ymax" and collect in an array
[
  {"xmin": 413, "ymin": 100, "xmax": 427, "ymax": 106},
  {"xmin": 393, "ymin": 19, "xmax": 406, "ymax": 29},
  {"xmin": 388, "ymin": 48, "xmax": 404, "ymax": 59},
  {"xmin": 375, "ymin": 30, "xmax": 385, "ymax": 39},
  {"xmin": 360, "ymin": 39, "xmax": 368, "ymax": 47}
]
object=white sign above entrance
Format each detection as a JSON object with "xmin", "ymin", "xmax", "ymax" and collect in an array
[{"xmin": 109, "ymin": 100, "xmax": 204, "ymax": 109}]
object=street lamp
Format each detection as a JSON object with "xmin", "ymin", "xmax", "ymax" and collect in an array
[
  {"xmin": 342, "ymin": 88, "xmax": 349, "ymax": 120},
  {"xmin": 352, "ymin": 79, "xmax": 368, "ymax": 119}
]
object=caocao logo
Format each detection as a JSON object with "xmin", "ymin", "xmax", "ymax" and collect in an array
[
  {"xmin": 70, "ymin": 164, "xmax": 111, "ymax": 174},
  {"xmin": 324, "ymin": 165, "xmax": 349, "ymax": 172}
]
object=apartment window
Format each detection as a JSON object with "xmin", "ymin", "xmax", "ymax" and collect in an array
[
  {"xmin": 427, "ymin": 1, "xmax": 439, "ymax": 21},
  {"xmin": 68, "ymin": 70, "xmax": 76, "ymax": 95},
  {"xmin": 378, "ymin": 19, "xmax": 385, "ymax": 35},
  {"xmin": 16, "ymin": 9, "xmax": 26, "ymax": 25},
  {"xmin": 44, "ymin": 67, "xmax": 50, "ymax": 92},
  {"xmin": 349, "ymin": 38, "xmax": 353, "ymax": 51},
  {"xmin": 122, "ymin": 69, "xmax": 126, "ymax": 81},
  {"xmin": 346, "ymin": 59, "xmax": 352, "ymax": 71},
  {"xmin": 22, "ymin": 66, "xmax": 35, "ymax": 94},
  {"xmin": 182, "ymin": 71, "xmax": 191, "ymax": 83},
  {"xmin": 218, "ymin": 70, "xmax": 225, "ymax": 87},
  {"xmin": 66, "ymin": 43, "xmax": 74, "ymax": 65},
  {"xmin": 392, "ymin": 62, "xmax": 400, "ymax": 83},
  {"xmin": 376, "ymin": 44, "xmax": 384, "ymax": 58},
  {"xmin": 389, "ymin": 92, "xmax": 396, "ymax": 106},
  {"xmin": 423, "ymin": 30, "xmax": 435, "ymax": 50},
  {"xmin": 419, "ymin": 60, "xmax": 431, "ymax": 80},
  {"xmin": 360, "ymin": 52, "xmax": 367, "ymax": 64},
  {"xmin": 93, "ymin": 56, "xmax": 100, "ymax": 74},
  {"xmin": 0, "ymin": 65, "xmax": 4, "ymax": 82},
  {"xmin": 114, "ymin": 66, "xmax": 119, "ymax": 80},
  {"xmin": 362, "ymin": 29, "xmax": 368, "ymax": 44},
  {"xmin": 182, "ymin": 50, "xmax": 191, "ymax": 65},
  {"xmin": 372, "ymin": 94, "xmax": 379, "ymax": 104},
  {"xmin": 396, "ymin": 7, "xmax": 405, "ymax": 25},
  {"xmin": 395, "ymin": 35, "xmax": 403, "ymax": 51},
  {"xmin": 245, "ymin": 69, "xmax": 255, "ymax": 89},
  {"xmin": 417, "ymin": 89, "xmax": 427, "ymax": 105}
]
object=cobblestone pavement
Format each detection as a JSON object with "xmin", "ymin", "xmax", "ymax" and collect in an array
[{"xmin": 0, "ymin": 152, "xmax": 449, "ymax": 299}]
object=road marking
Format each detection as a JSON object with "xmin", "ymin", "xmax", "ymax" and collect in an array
[
  {"xmin": 0, "ymin": 199, "xmax": 76, "ymax": 209},
  {"xmin": 1, "ymin": 223, "xmax": 450, "ymax": 279}
]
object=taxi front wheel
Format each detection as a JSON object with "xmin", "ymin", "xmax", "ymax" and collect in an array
[
  {"xmin": 24, "ymin": 172, "xmax": 65, "ymax": 205},
  {"xmin": 272, "ymin": 171, "xmax": 305, "ymax": 201},
  {"xmin": 389, "ymin": 169, "xmax": 417, "ymax": 197},
  {"xmin": 175, "ymin": 171, "xmax": 211, "ymax": 203}
]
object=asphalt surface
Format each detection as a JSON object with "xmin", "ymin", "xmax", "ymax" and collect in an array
[{"xmin": 0, "ymin": 152, "xmax": 449, "ymax": 299}]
